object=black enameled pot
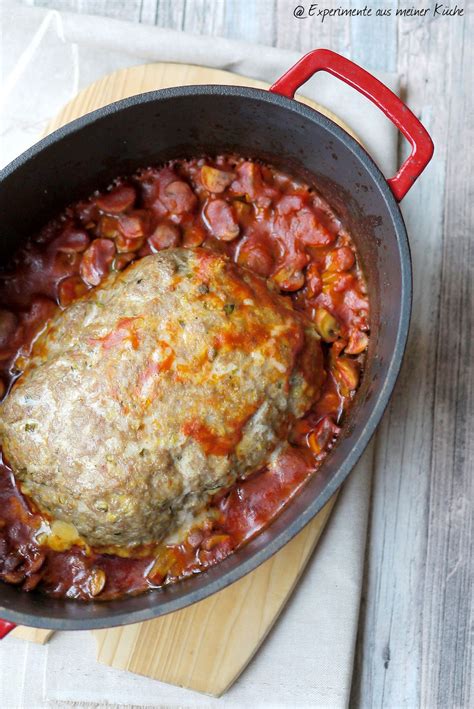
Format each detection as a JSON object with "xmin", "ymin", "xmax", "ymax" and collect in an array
[{"xmin": 0, "ymin": 49, "xmax": 433, "ymax": 632}]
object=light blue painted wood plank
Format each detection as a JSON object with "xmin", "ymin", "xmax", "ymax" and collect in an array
[
  {"xmin": 350, "ymin": 0, "xmax": 398, "ymax": 71},
  {"xmin": 222, "ymin": 0, "xmax": 276, "ymax": 45},
  {"xmin": 352, "ymin": 7, "xmax": 472, "ymax": 708},
  {"xmin": 274, "ymin": 0, "xmax": 350, "ymax": 54}
]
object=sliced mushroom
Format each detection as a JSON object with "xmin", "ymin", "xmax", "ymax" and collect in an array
[
  {"xmin": 314, "ymin": 308, "xmax": 341, "ymax": 342},
  {"xmin": 332, "ymin": 356, "xmax": 360, "ymax": 395},
  {"xmin": 88, "ymin": 568, "xmax": 107, "ymax": 597},
  {"xmin": 345, "ymin": 329, "xmax": 369, "ymax": 355},
  {"xmin": 147, "ymin": 547, "xmax": 176, "ymax": 584},
  {"xmin": 201, "ymin": 165, "xmax": 235, "ymax": 193},
  {"xmin": 272, "ymin": 265, "xmax": 305, "ymax": 292}
]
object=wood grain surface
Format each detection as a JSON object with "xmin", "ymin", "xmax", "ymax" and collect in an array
[
  {"xmin": 93, "ymin": 492, "xmax": 336, "ymax": 696},
  {"xmin": 10, "ymin": 1, "xmax": 474, "ymax": 707},
  {"xmin": 10, "ymin": 627, "xmax": 54, "ymax": 644},
  {"xmin": 45, "ymin": 61, "xmax": 358, "ymax": 134}
]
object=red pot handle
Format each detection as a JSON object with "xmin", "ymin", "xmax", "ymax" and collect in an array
[
  {"xmin": 0, "ymin": 619, "xmax": 16, "ymax": 639},
  {"xmin": 270, "ymin": 48, "xmax": 434, "ymax": 202}
]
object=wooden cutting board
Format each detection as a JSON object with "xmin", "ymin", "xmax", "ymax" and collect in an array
[{"xmin": 13, "ymin": 62, "xmax": 358, "ymax": 696}]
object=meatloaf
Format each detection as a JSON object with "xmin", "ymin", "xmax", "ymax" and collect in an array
[{"xmin": 0, "ymin": 248, "xmax": 324, "ymax": 548}]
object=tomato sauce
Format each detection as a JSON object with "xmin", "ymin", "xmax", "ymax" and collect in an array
[{"xmin": 0, "ymin": 155, "xmax": 369, "ymax": 600}]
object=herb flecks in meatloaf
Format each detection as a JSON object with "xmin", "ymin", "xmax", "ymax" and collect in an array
[{"xmin": 0, "ymin": 248, "xmax": 324, "ymax": 548}]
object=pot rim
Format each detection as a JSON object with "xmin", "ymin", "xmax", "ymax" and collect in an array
[{"xmin": 0, "ymin": 85, "xmax": 412, "ymax": 630}]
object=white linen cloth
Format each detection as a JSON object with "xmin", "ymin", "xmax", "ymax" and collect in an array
[{"xmin": 0, "ymin": 2, "xmax": 398, "ymax": 707}]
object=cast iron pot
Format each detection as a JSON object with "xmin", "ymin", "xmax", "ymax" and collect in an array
[{"xmin": 0, "ymin": 49, "xmax": 433, "ymax": 635}]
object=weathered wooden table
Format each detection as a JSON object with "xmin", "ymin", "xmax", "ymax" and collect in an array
[{"xmin": 11, "ymin": 1, "xmax": 474, "ymax": 706}]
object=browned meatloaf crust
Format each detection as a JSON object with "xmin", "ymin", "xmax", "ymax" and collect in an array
[{"xmin": 0, "ymin": 248, "xmax": 324, "ymax": 548}]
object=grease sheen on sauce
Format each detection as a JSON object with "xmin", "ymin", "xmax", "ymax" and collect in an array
[{"xmin": 0, "ymin": 155, "xmax": 369, "ymax": 600}]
